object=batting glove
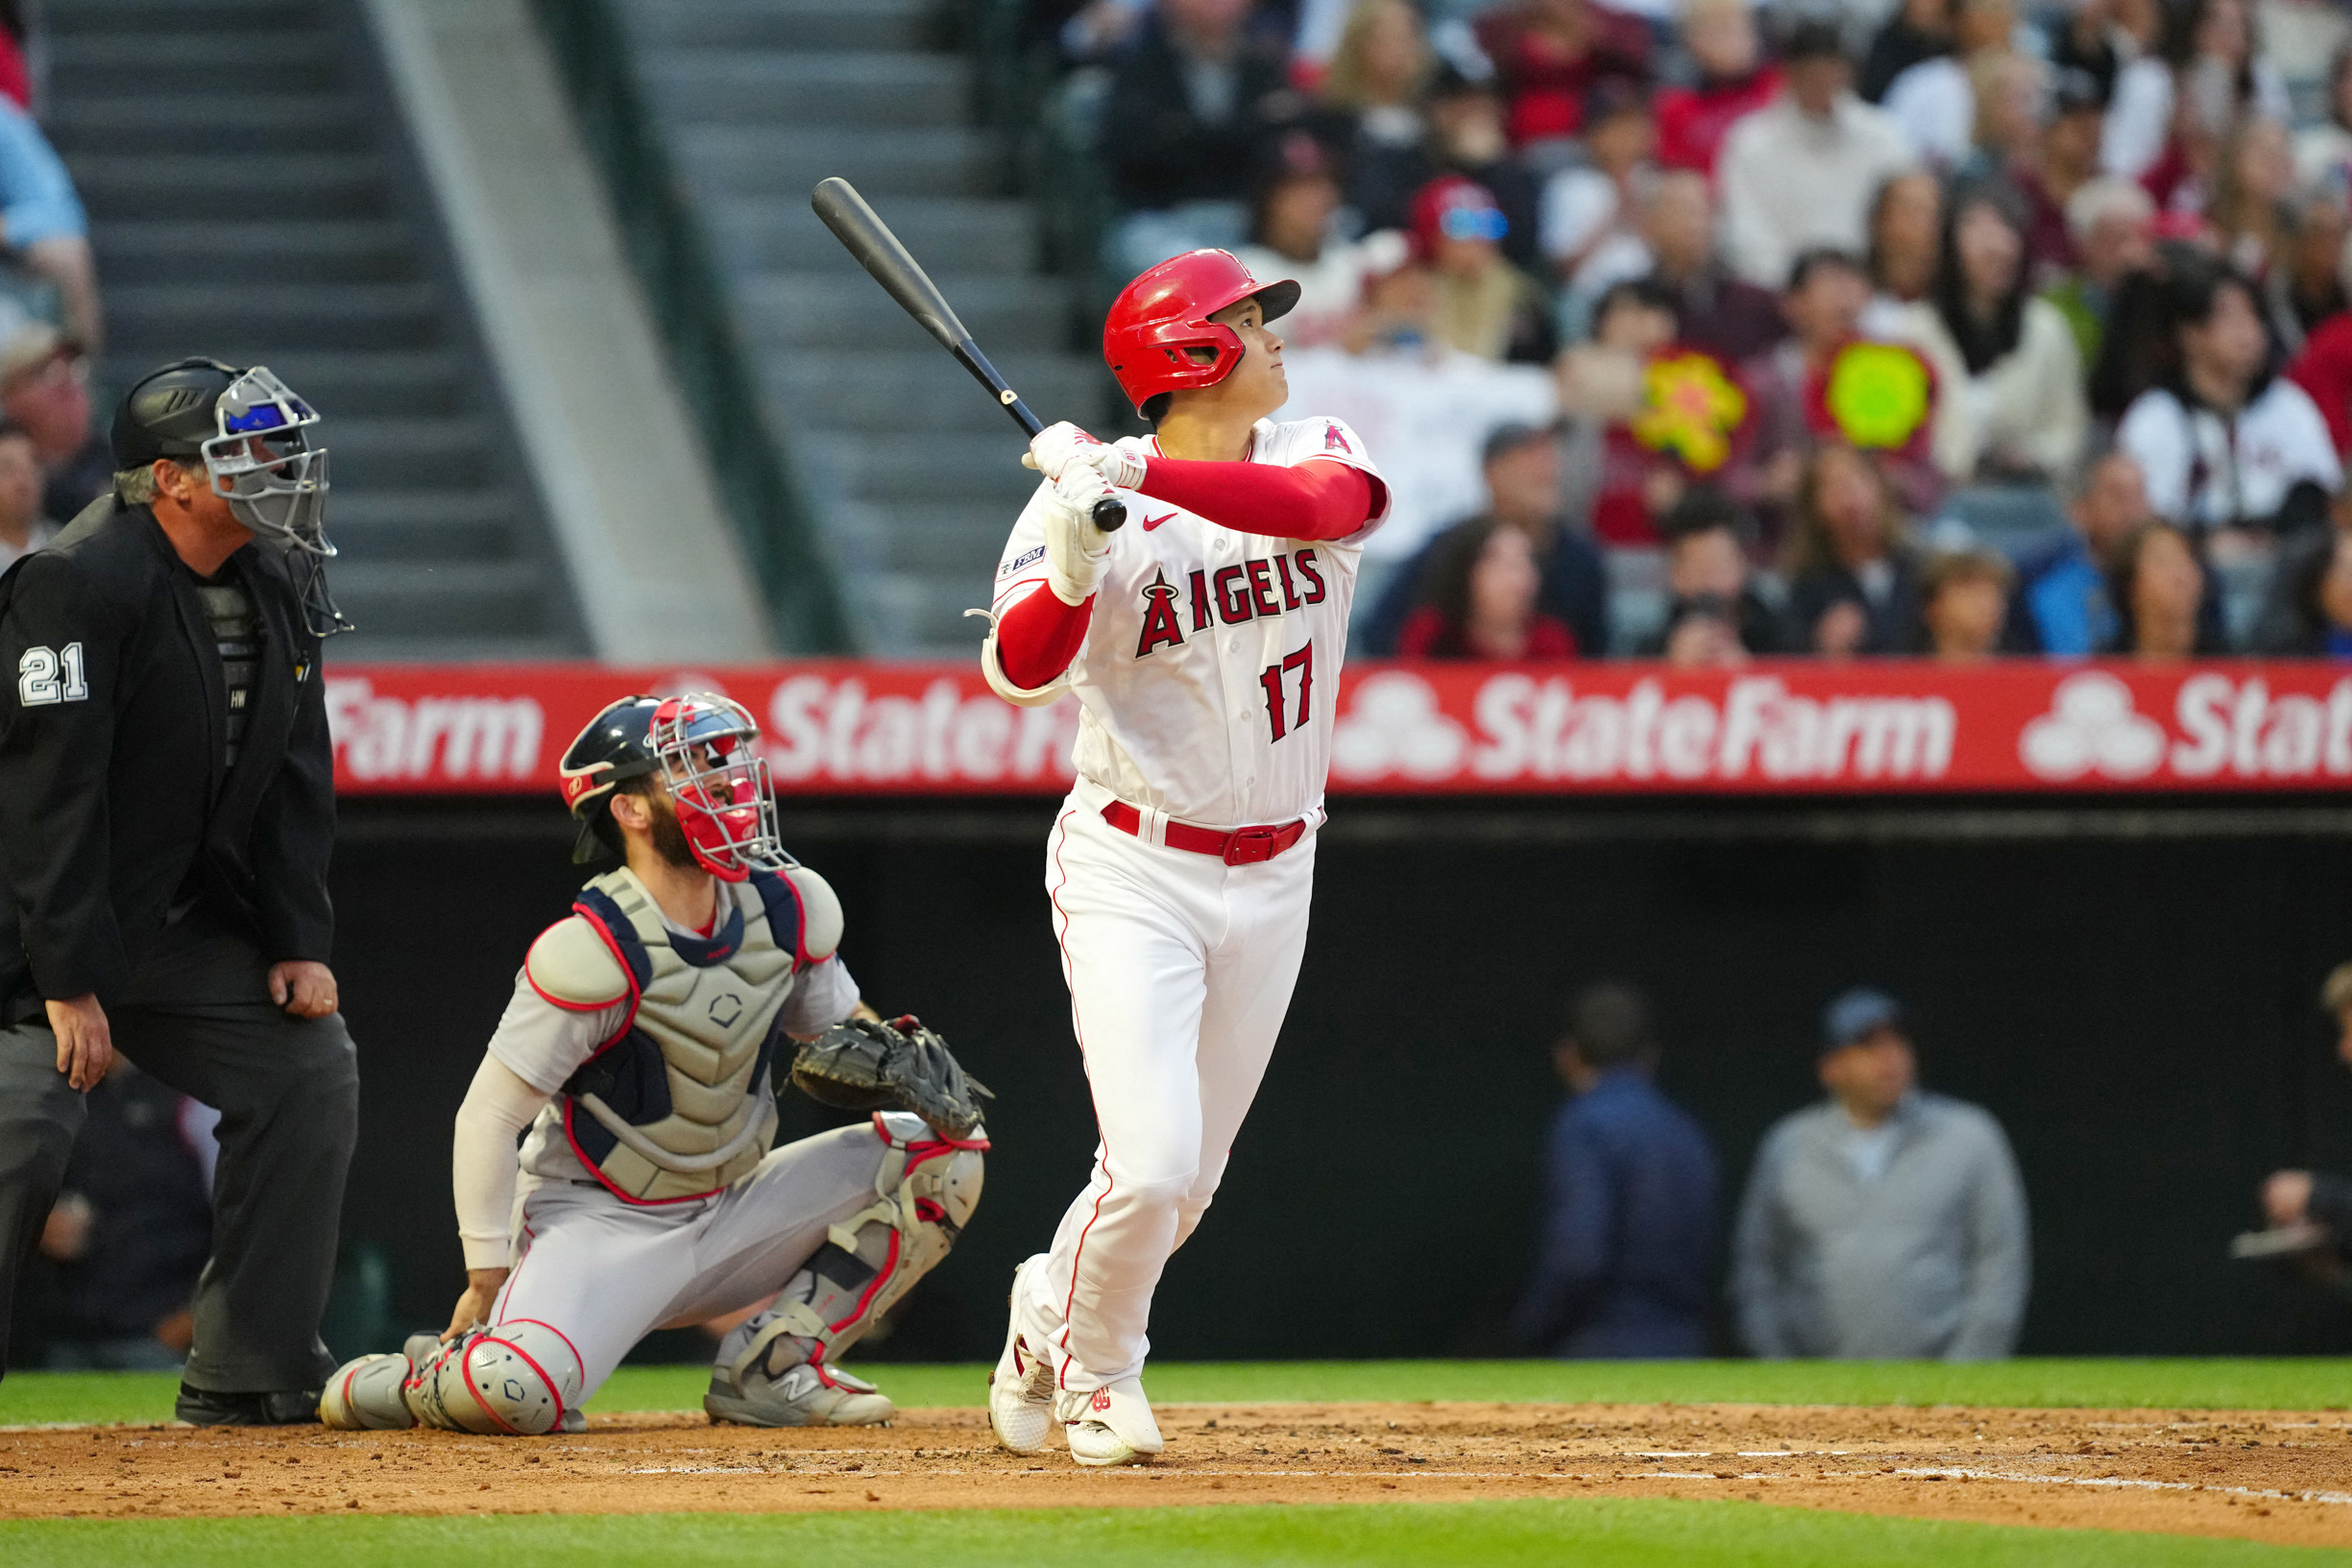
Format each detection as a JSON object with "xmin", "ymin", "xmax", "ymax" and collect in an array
[
  {"xmin": 1025, "ymin": 421, "xmax": 1145, "ymax": 490},
  {"xmin": 1040, "ymin": 467, "xmax": 1117, "ymax": 605}
]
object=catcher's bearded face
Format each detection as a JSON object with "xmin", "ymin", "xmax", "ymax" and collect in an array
[{"xmin": 626, "ymin": 785, "xmax": 701, "ymax": 874}]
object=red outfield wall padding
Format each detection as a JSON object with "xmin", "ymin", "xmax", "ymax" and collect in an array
[{"xmin": 325, "ymin": 661, "xmax": 2352, "ymax": 797}]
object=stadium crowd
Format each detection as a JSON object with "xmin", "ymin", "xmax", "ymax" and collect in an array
[{"xmin": 1021, "ymin": 0, "xmax": 2352, "ymax": 660}]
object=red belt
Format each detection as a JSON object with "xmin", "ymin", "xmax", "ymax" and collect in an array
[{"xmin": 1100, "ymin": 801, "xmax": 1306, "ymax": 865}]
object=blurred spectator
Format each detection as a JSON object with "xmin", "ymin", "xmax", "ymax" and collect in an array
[
  {"xmin": 2044, "ymin": 176, "xmax": 2155, "ymax": 368},
  {"xmin": 1473, "ymin": 0, "xmax": 1654, "ymax": 150},
  {"xmin": 1311, "ymin": 0, "xmax": 1432, "ymax": 233},
  {"xmin": 2207, "ymin": 114, "xmax": 2294, "ymax": 279},
  {"xmin": 1731, "ymin": 249, "xmax": 1943, "ymax": 533},
  {"xmin": 1880, "ymin": 0, "xmax": 2022, "ymax": 170},
  {"xmin": 1718, "ymin": 22, "xmax": 1917, "ymax": 293},
  {"xmin": 1366, "ymin": 420, "xmax": 1608, "ymax": 656},
  {"xmin": 1783, "ymin": 443, "xmax": 1925, "ymax": 656},
  {"xmin": 0, "ymin": 420, "xmax": 53, "ymax": 571},
  {"xmin": 1864, "ymin": 169, "xmax": 1944, "ymax": 326},
  {"xmin": 2255, "ymin": 528, "xmax": 2352, "ymax": 657},
  {"xmin": 2011, "ymin": 67, "xmax": 2107, "ymax": 278},
  {"xmin": 1408, "ymin": 66, "xmax": 1547, "ymax": 272},
  {"xmin": 33, "ymin": 1059, "xmax": 215, "ymax": 1370},
  {"xmin": 1654, "ymin": 0, "xmax": 1780, "ymax": 178},
  {"xmin": 1860, "ymin": 0, "xmax": 1953, "ymax": 107},
  {"xmin": 2293, "ymin": 43, "xmax": 2352, "ymax": 201},
  {"xmin": 1514, "ymin": 983, "xmax": 1716, "ymax": 1360},
  {"xmin": 0, "ymin": 98, "xmax": 100, "ymax": 355},
  {"xmin": 1540, "ymin": 80, "xmax": 1657, "ymax": 333},
  {"xmin": 2104, "ymin": 0, "xmax": 2288, "ymax": 187},
  {"xmin": 1412, "ymin": 175, "xmax": 1558, "ymax": 362},
  {"xmin": 2289, "ymin": 273, "xmax": 2352, "ymax": 463},
  {"xmin": 1919, "ymin": 545, "xmax": 2014, "ymax": 662},
  {"xmin": 1395, "ymin": 514, "xmax": 1577, "ymax": 658},
  {"xmin": 2117, "ymin": 262, "xmax": 2340, "ymax": 540},
  {"xmin": 2264, "ymin": 193, "xmax": 2348, "ymax": 356},
  {"xmin": 2105, "ymin": 519, "xmax": 2227, "ymax": 656},
  {"xmin": 1233, "ymin": 135, "xmax": 1404, "ymax": 348},
  {"xmin": 1639, "ymin": 170, "xmax": 1785, "ymax": 363},
  {"xmin": 1101, "ymin": 0, "xmax": 1301, "ymax": 274},
  {"xmin": 1959, "ymin": 49, "xmax": 2048, "ymax": 185},
  {"xmin": 2256, "ymin": 963, "xmax": 2352, "ymax": 1253},
  {"xmin": 0, "ymin": 321, "xmax": 108, "ymax": 525},
  {"xmin": 2046, "ymin": 0, "xmax": 2126, "ymax": 106},
  {"xmin": 1732, "ymin": 987, "xmax": 2030, "ymax": 1362},
  {"xmin": 1561, "ymin": 277, "xmax": 1723, "ymax": 544},
  {"xmin": 1902, "ymin": 181, "xmax": 2087, "ymax": 485},
  {"xmin": 2013, "ymin": 447, "xmax": 2153, "ymax": 654},
  {"xmin": 2093, "ymin": 0, "xmax": 2175, "ymax": 178},
  {"xmin": 1637, "ymin": 485, "xmax": 1795, "ymax": 663}
]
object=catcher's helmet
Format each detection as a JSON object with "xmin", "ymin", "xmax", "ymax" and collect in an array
[
  {"xmin": 1103, "ymin": 250, "xmax": 1299, "ymax": 417},
  {"xmin": 558, "ymin": 693, "xmax": 785, "ymax": 881},
  {"xmin": 113, "ymin": 357, "xmax": 348, "ymax": 637}
]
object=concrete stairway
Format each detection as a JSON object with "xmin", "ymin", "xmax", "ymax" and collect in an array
[
  {"xmin": 616, "ymin": 0, "xmax": 1098, "ymax": 653},
  {"xmin": 43, "ymin": 0, "xmax": 585, "ymax": 660}
]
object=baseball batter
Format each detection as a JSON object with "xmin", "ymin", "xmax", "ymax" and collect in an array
[
  {"xmin": 979, "ymin": 250, "xmax": 1388, "ymax": 1465},
  {"xmin": 317, "ymin": 693, "xmax": 987, "ymax": 1435}
]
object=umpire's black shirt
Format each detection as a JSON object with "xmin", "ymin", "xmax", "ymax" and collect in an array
[{"xmin": 0, "ymin": 496, "xmax": 334, "ymax": 1025}]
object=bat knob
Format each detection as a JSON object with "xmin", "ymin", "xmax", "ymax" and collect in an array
[{"xmin": 1090, "ymin": 495, "xmax": 1128, "ymax": 533}]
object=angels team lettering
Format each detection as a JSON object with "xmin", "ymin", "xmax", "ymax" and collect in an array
[{"xmin": 1134, "ymin": 547, "xmax": 1328, "ymax": 658}]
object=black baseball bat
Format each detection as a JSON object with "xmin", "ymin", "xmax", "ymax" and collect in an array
[{"xmin": 812, "ymin": 177, "xmax": 1126, "ymax": 532}]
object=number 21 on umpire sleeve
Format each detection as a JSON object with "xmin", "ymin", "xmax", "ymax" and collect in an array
[
  {"xmin": 17, "ymin": 642, "xmax": 88, "ymax": 706},
  {"xmin": 1258, "ymin": 643, "xmax": 1313, "ymax": 742}
]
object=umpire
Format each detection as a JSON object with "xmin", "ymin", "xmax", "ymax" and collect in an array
[{"xmin": 0, "ymin": 359, "xmax": 357, "ymax": 1423}]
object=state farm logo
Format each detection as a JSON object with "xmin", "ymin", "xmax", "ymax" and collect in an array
[
  {"xmin": 327, "ymin": 676, "xmax": 544, "ymax": 783},
  {"xmin": 1335, "ymin": 672, "xmax": 1954, "ymax": 784},
  {"xmin": 762, "ymin": 675, "xmax": 1079, "ymax": 785},
  {"xmin": 2021, "ymin": 671, "xmax": 2352, "ymax": 783},
  {"xmin": 1331, "ymin": 671, "xmax": 1467, "ymax": 781},
  {"xmin": 2019, "ymin": 672, "xmax": 2165, "ymax": 781}
]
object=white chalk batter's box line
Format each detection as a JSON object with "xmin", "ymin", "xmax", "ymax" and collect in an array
[{"xmin": 1892, "ymin": 1466, "xmax": 2352, "ymax": 1506}]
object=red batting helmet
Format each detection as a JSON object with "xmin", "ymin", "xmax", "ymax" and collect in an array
[{"xmin": 1103, "ymin": 250, "xmax": 1301, "ymax": 416}]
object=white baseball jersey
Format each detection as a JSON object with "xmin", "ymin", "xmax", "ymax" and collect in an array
[{"xmin": 990, "ymin": 416, "xmax": 1388, "ymax": 830}]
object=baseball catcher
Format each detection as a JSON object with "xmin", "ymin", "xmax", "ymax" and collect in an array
[{"xmin": 318, "ymin": 693, "xmax": 987, "ymax": 1435}]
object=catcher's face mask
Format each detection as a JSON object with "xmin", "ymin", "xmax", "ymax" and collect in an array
[
  {"xmin": 201, "ymin": 366, "xmax": 349, "ymax": 637},
  {"xmin": 648, "ymin": 693, "xmax": 783, "ymax": 882}
]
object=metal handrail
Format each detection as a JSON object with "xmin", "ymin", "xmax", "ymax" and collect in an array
[{"xmin": 528, "ymin": 0, "xmax": 852, "ymax": 654}]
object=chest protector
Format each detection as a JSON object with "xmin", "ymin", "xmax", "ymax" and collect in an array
[{"xmin": 555, "ymin": 867, "xmax": 811, "ymax": 1203}]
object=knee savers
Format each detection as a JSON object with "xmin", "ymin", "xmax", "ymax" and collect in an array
[
  {"xmin": 411, "ymin": 1320, "xmax": 587, "ymax": 1435},
  {"xmin": 324, "ymin": 1322, "xmax": 588, "ymax": 1436}
]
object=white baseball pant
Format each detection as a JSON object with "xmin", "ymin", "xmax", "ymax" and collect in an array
[
  {"xmin": 489, "ymin": 1117, "xmax": 916, "ymax": 1402},
  {"xmin": 1016, "ymin": 794, "xmax": 1317, "ymax": 1389}
]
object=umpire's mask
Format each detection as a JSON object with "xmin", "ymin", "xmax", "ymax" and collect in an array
[{"xmin": 114, "ymin": 358, "xmax": 350, "ymax": 638}]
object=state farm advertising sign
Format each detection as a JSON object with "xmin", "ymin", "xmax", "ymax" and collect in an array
[{"xmin": 325, "ymin": 662, "xmax": 2352, "ymax": 798}]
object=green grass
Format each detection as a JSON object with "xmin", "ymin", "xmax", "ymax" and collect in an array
[
  {"xmin": 2, "ymin": 1500, "xmax": 2346, "ymax": 1568},
  {"xmin": 10, "ymin": 1359, "xmax": 2352, "ymax": 1430}
]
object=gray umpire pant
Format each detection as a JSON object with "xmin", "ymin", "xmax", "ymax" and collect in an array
[{"xmin": 0, "ymin": 1000, "xmax": 358, "ymax": 1391}]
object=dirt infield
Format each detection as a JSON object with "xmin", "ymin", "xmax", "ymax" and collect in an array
[{"xmin": 8, "ymin": 1401, "xmax": 2352, "ymax": 1549}]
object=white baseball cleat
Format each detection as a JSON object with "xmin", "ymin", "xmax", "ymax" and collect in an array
[
  {"xmin": 1055, "ymin": 1378, "xmax": 1163, "ymax": 1467},
  {"xmin": 987, "ymin": 1255, "xmax": 1055, "ymax": 1455}
]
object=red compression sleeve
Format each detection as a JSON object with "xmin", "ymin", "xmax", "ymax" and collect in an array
[
  {"xmin": 994, "ymin": 584, "xmax": 1093, "ymax": 690},
  {"xmin": 1136, "ymin": 457, "xmax": 1380, "ymax": 542}
]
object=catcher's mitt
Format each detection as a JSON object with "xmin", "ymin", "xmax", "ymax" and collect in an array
[{"xmin": 789, "ymin": 1015, "xmax": 994, "ymax": 1139}]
